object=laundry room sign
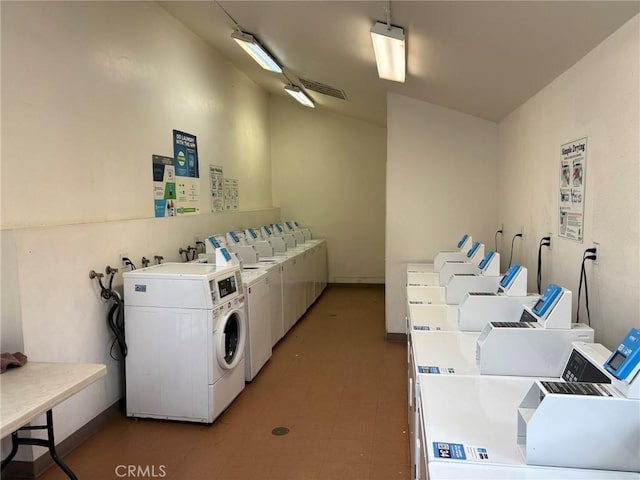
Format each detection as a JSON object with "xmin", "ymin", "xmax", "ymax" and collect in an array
[
  {"xmin": 558, "ymin": 137, "xmax": 587, "ymax": 242},
  {"xmin": 151, "ymin": 130, "xmax": 202, "ymax": 217}
]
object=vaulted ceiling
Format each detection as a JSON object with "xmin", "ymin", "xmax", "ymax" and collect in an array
[{"xmin": 160, "ymin": 1, "xmax": 639, "ymax": 126}]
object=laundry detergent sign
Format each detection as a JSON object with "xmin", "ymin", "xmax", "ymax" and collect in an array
[{"xmin": 173, "ymin": 130, "xmax": 199, "ymax": 178}]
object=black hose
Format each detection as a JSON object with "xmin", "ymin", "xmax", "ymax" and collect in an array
[
  {"xmin": 494, "ymin": 229, "xmax": 503, "ymax": 252},
  {"xmin": 107, "ymin": 293, "xmax": 127, "ymax": 360},
  {"xmin": 536, "ymin": 236, "xmax": 551, "ymax": 294},
  {"xmin": 508, "ymin": 233, "xmax": 523, "ymax": 268},
  {"xmin": 96, "ymin": 273, "xmax": 127, "ymax": 359},
  {"xmin": 577, "ymin": 248, "xmax": 597, "ymax": 326}
]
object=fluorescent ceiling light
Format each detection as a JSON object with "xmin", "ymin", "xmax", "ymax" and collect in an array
[
  {"xmin": 231, "ymin": 30, "xmax": 282, "ymax": 73},
  {"xmin": 284, "ymin": 84, "xmax": 315, "ymax": 108},
  {"xmin": 370, "ymin": 21, "xmax": 406, "ymax": 83}
]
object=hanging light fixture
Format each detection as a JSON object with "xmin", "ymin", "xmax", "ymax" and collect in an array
[
  {"xmin": 231, "ymin": 30, "xmax": 283, "ymax": 73},
  {"xmin": 370, "ymin": 21, "xmax": 406, "ymax": 83},
  {"xmin": 218, "ymin": 3, "xmax": 315, "ymax": 110},
  {"xmin": 370, "ymin": 1, "xmax": 406, "ymax": 83},
  {"xmin": 284, "ymin": 84, "xmax": 315, "ymax": 108}
]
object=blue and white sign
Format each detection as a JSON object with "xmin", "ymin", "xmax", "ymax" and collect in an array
[{"xmin": 433, "ymin": 442, "xmax": 489, "ymax": 461}]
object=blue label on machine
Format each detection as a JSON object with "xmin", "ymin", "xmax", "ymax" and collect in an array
[
  {"xmin": 457, "ymin": 234, "xmax": 469, "ymax": 249},
  {"xmin": 208, "ymin": 236, "xmax": 220, "ymax": 248},
  {"xmin": 499, "ymin": 264, "xmax": 520, "ymax": 289},
  {"xmin": 419, "ymin": 366, "xmax": 441, "ymax": 374},
  {"xmin": 248, "ymin": 228, "xmax": 257, "ymax": 239},
  {"xmin": 286, "ymin": 221, "xmax": 293, "ymax": 229},
  {"xmin": 604, "ymin": 327, "xmax": 640, "ymax": 380},
  {"xmin": 433, "ymin": 443, "xmax": 466, "ymax": 460},
  {"xmin": 478, "ymin": 251, "xmax": 495, "ymax": 270},
  {"xmin": 229, "ymin": 231, "xmax": 240, "ymax": 243},
  {"xmin": 432, "ymin": 443, "xmax": 489, "ymax": 461},
  {"xmin": 466, "ymin": 242, "xmax": 480, "ymax": 258},
  {"xmin": 413, "ymin": 326, "xmax": 441, "ymax": 331},
  {"xmin": 275, "ymin": 224, "xmax": 283, "ymax": 233},
  {"xmin": 264, "ymin": 226, "xmax": 272, "ymax": 235},
  {"xmin": 134, "ymin": 284, "xmax": 146, "ymax": 292},
  {"xmin": 533, "ymin": 284, "xmax": 563, "ymax": 317},
  {"xmin": 220, "ymin": 247, "xmax": 232, "ymax": 261}
]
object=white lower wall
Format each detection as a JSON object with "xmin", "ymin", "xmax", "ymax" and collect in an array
[
  {"xmin": 497, "ymin": 14, "xmax": 640, "ymax": 350},
  {"xmin": 2, "ymin": 208, "xmax": 279, "ymax": 461},
  {"xmin": 270, "ymin": 96, "xmax": 386, "ymax": 284},
  {"xmin": 1, "ymin": 230, "xmax": 23, "ymax": 353},
  {"xmin": 386, "ymin": 94, "xmax": 498, "ymax": 334}
]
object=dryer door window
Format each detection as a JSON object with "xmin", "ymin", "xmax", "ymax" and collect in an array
[
  {"xmin": 217, "ymin": 309, "xmax": 245, "ymax": 370},
  {"xmin": 224, "ymin": 313, "xmax": 239, "ymax": 364}
]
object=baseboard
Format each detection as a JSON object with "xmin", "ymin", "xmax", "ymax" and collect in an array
[
  {"xmin": 327, "ymin": 282, "xmax": 385, "ymax": 289},
  {"xmin": 2, "ymin": 400, "xmax": 122, "ymax": 479},
  {"xmin": 385, "ymin": 332, "xmax": 407, "ymax": 343}
]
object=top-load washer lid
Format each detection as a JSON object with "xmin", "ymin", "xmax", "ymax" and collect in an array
[{"xmin": 216, "ymin": 309, "xmax": 246, "ymax": 370}]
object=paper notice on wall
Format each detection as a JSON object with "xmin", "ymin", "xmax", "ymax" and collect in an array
[
  {"xmin": 175, "ymin": 177, "xmax": 200, "ymax": 215},
  {"xmin": 210, "ymin": 165, "xmax": 224, "ymax": 212},
  {"xmin": 152, "ymin": 155, "xmax": 176, "ymax": 217},
  {"xmin": 559, "ymin": 138, "xmax": 586, "ymax": 242},
  {"xmin": 224, "ymin": 178, "xmax": 239, "ymax": 211}
]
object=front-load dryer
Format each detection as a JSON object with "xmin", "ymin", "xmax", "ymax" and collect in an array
[
  {"xmin": 123, "ymin": 262, "xmax": 246, "ymax": 423},
  {"xmin": 211, "ymin": 290, "xmax": 246, "ymax": 417}
]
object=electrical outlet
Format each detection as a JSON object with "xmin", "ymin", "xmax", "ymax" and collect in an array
[
  {"xmin": 120, "ymin": 253, "xmax": 130, "ymax": 270},
  {"xmin": 519, "ymin": 225, "xmax": 525, "ymax": 237},
  {"xmin": 592, "ymin": 242, "xmax": 599, "ymax": 265},
  {"xmin": 194, "ymin": 233, "xmax": 203, "ymax": 244},
  {"xmin": 547, "ymin": 233, "xmax": 553, "ymax": 250}
]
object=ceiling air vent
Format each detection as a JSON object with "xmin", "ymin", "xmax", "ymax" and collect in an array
[{"xmin": 299, "ymin": 78, "xmax": 347, "ymax": 100}]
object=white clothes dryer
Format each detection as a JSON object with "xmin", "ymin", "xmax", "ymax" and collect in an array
[
  {"xmin": 239, "ymin": 268, "xmax": 272, "ymax": 381},
  {"xmin": 123, "ymin": 262, "xmax": 246, "ymax": 424},
  {"xmin": 211, "ymin": 288, "xmax": 246, "ymax": 417}
]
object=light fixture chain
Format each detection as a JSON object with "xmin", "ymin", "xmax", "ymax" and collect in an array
[
  {"xmin": 385, "ymin": 0, "xmax": 392, "ymax": 29},
  {"xmin": 214, "ymin": 1, "xmax": 242, "ymax": 32}
]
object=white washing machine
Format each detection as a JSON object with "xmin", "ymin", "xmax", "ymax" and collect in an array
[
  {"xmin": 123, "ymin": 262, "xmax": 246, "ymax": 423},
  {"xmin": 240, "ymin": 267, "xmax": 272, "ymax": 381},
  {"xmin": 417, "ymin": 375, "xmax": 638, "ymax": 480},
  {"xmin": 408, "ymin": 304, "xmax": 459, "ymax": 332}
]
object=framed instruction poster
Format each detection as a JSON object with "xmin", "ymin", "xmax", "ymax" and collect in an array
[{"xmin": 559, "ymin": 137, "xmax": 586, "ymax": 241}]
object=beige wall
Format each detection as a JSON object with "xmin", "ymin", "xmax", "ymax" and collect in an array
[
  {"xmin": 386, "ymin": 94, "xmax": 499, "ymax": 334},
  {"xmin": 270, "ymin": 95, "xmax": 386, "ymax": 284},
  {"xmin": 384, "ymin": 16, "xmax": 639, "ymax": 342},
  {"xmin": 497, "ymin": 14, "xmax": 640, "ymax": 350},
  {"xmin": 0, "ymin": 1, "xmax": 277, "ymax": 460},
  {"xmin": 1, "ymin": 2, "xmax": 272, "ymax": 228}
]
